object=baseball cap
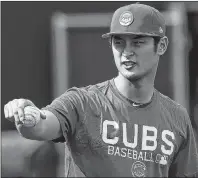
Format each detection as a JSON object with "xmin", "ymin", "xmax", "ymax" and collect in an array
[{"xmin": 102, "ymin": 3, "xmax": 166, "ymax": 38}]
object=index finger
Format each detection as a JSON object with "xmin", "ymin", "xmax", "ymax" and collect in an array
[
  {"xmin": 4, "ymin": 103, "xmax": 15, "ymax": 122},
  {"xmin": 17, "ymin": 99, "xmax": 33, "ymax": 109},
  {"xmin": 17, "ymin": 99, "xmax": 26, "ymax": 109},
  {"xmin": 4, "ymin": 104, "xmax": 9, "ymax": 118}
]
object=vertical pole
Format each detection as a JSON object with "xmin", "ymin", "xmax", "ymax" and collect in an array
[
  {"xmin": 169, "ymin": 2, "xmax": 190, "ymax": 112},
  {"xmin": 51, "ymin": 12, "xmax": 69, "ymax": 99}
]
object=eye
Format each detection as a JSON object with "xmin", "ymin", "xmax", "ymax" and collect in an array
[
  {"xmin": 133, "ymin": 40, "xmax": 145, "ymax": 45},
  {"xmin": 114, "ymin": 40, "xmax": 124, "ymax": 45}
]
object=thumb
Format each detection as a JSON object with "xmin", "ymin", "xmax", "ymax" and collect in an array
[
  {"xmin": 40, "ymin": 110, "xmax": 46, "ymax": 120},
  {"xmin": 24, "ymin": 106, "xmax": 46, "ymax": 120},
  {"xmin": 24, "ymin": 99, "xmax": 36, "ymax": 107},
  {"xmin": 18, "ymin": 99, "xmax": 35, "ymax": 110}
]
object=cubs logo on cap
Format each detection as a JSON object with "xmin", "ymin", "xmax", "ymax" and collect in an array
[{"xmin": 119, "ymin": 11, "xmax": 133, "ymax": 26}]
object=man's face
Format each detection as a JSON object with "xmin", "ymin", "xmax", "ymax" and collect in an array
[{"xmin": 112, "ymin": 35, "xmax": 160, "ymax": 81}]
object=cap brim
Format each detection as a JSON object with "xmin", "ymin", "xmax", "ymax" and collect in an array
[{"xmin": 102, "ymin": 32, "xmax": 162, "ymax": 38}]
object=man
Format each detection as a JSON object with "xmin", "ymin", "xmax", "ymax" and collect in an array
[{"xmin": 4, "ymin": 3, "xmax": 198, "ymax": 177}]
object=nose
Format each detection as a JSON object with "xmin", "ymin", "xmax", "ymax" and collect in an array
[
  {"xmin": 122, "ymin": 52, "xmax": 134, "ymax": 58},
  {"xmin": 122, "ymin": 41, "xmax": 135, "ymax": 58}
]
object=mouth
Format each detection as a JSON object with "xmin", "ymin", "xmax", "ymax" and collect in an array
[{"xmin": 121, "ymin": 61, "xmax": 137, "ymax": 69}]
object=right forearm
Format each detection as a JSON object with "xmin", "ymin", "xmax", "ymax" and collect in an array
[
  {"xmin": 16, "ymin": 110, "xmax": 62, "ymax": 141},
  {"xmin": 16, "ymin": 119, "xmax": 46, "ymax": 141},
  {"xmin": 4, "ymin": 99, "xmax": 63, "ymax": 141}
]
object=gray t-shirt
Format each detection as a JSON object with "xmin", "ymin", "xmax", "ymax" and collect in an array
[{"xmin": 44, "ymin": 79, "xmax": 198, "ymax": 177}]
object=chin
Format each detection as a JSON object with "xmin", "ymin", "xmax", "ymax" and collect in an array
[
  {"xmin": 122, "ymin": 68, "xmax": 147, "ymax": 81},
  {"xmin": 127, "ymin": 75, "xmax": 142, "ymax": 82},
  {"xmin": 123, "ymin": 72, "xmax": 141, "ymax": 82}
]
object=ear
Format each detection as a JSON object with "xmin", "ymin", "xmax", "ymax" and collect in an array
[{"xmin": 157, "ymin": 36, "xmax": 169, "ymax": 55}]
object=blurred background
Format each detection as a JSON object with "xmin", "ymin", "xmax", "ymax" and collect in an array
[{"xmin": 1, "ymin": 1, "xmax": 198, "ymax": 177}]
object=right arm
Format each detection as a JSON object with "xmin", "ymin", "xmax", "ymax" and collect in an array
[
  {"xmin": 4, "ymin": 89, "xmax": 83, "ymax": 142},
  {"xmin": 4, "ymin": 99, "xmax": 63, "ymax": 141},
  {"xmin": 17, "ymin": 110, "xmax": 62, "ymax": 141}
]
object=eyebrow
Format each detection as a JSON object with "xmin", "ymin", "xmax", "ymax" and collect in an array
[
  {"xmin": 132, "ymin": 35, "xmax": 147, "ymax": 39},
  {"xmin": 113, "ymin": 36, "xmax": 122, "ymax": 40},
  {"xmin": 113, "ymin": 35, "xmax": 148, "ymax": 40}
]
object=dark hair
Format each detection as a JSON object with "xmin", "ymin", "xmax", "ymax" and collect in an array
[
  {"xmin": 153, "ymin": 36, "xmax": 161, "ymax": 45},
  {"xmin": 108, "ymin": 36, "xmax": 113, "ymax": 47},
  {"xmin": 153, "ymin": 36, "xmax": 161, "ymax": 52}
]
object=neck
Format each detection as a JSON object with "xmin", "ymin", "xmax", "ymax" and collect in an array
[{"xmin": 114, "ymin": 71, "xmax": 156, "ymax": 104}]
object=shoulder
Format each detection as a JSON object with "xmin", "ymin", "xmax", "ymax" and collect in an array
[
  {"xmin": 65, "ymin": 80, "xmax": 111, "ymax": 113},
  {"xmin": 83, "ymin": 80, "xmax": 110, "ymax": 93},
  {"xmin": 71, "ymin": 80, "xmax": 110, "ymax": 97},
  {"xmin": 157, "ymin": 90, "xmax": 190, "ymax": 123},
  {"xmin": 157, "ymin": 91, "xmax": 193, "ymax": 141},
  {"xmin": 62, "ymin": 80, "xmax": 110, "ymax": 100}
]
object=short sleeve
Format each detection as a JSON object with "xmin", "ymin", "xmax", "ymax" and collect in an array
[
  {"xmin": 169, "ymin": 108, "xmax": 198, "ymax": 177},
  {"xmin": 42, "ymin": 87, "xmax": 86, "ymax": 143}
]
